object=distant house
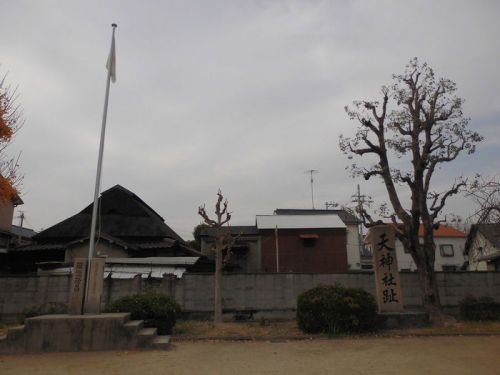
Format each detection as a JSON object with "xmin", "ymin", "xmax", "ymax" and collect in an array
[
  {"xmin": 257, "ymin": 213, "xmax": 349, "ymax": 273},
  {"xmin": 9, "ymin": 185, "xmax": 207, "ymax": 274},
  {"xmin": 199, "ymin": 226, "xmax": 261, "ymax": 272},
  {"xmin": 393, "ymin": 224, "xmax": 467, "ymax": 272},
  {"xmin": 10, "ymin": 225, "xmax": 36, "ymax": 245},
  {"xmin": 272, "ymin": 209, "xmax": 362, "ymax": 271},
  {"xmin": 0, "ymin": 193, "xmax": 32, "ymax": 272},
  {"xmin": 199, "ymin": 208, "xmax": 361, "ymax": 273},
  {"xmin": 464, "ymin": 223, "xmax": 500, "ymax": 271}
]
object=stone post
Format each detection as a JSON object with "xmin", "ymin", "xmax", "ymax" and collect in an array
[
  {"xmin": 83, "ymin": 257, "xmax": 106, "ymax": 314},
  {"xmin": 68, "ymin": 258, "xmax": 86, "ymax": 315},
  {"xmin": 365, "ymin": 225, "xmax": 404, "ymax": 312}
]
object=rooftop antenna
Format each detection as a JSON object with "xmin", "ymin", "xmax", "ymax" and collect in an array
[
  {"xmin": 17, "ymin": 210, "xmax": 25, "ymax": 242},
  {"xmin": 305, "ymin": 169, "xmax": 318, "ymax": 209},
  {"xmin": 325, "ymin": 201, "xmax": 338, "ymax": 210}
]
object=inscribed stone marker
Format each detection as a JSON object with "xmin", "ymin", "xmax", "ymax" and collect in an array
[
  {"xmin": 366, "ymin": 225, "xmax": 404, "ymax": 312},
  {"xmin": 68, "ymin": 258, "xmax": 86, "ymax": 315},
  {"xmin": 84, "ymin": 257, "xmax": 106, "ymax": 314}
]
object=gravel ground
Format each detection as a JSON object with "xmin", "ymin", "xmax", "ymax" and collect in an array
[{"xmin": 1, "ymin": 336, "xmax": 499, "ymax": 375}]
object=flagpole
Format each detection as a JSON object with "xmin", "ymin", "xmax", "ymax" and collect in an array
[{"xmin": 84, "ymin": 23, "xmax": 117, "ymax": 309}]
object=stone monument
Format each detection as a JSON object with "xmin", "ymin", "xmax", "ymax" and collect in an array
[
  {"xmin": 365, "ymin": 224, "xmax": 404, "ymax": 312},
  {"xmin": 68, "ymin": 258, "xmax": 86, "ymax": 314},
  {"xmin": 68, "ymin": 257, "xmax": 106, "ymax": 315}
]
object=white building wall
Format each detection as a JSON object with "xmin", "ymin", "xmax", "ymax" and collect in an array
[
  {"xmin": 468, "ymin": 232, "xmax": 496, "ymax": 271},
  {"xmin": 395, "ymin": 236, "xmax": 466, "ymax": 271},
  {"xmin": 345, "ymin": 224, "xmax": 362, "ymax": 270}
]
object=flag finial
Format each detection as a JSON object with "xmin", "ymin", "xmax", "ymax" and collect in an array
[{"xmin": 112, "ymin": 23, "xmax": 117, "ymax": 28}]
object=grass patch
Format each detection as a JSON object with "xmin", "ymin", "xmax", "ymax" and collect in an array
[
  {"xmin": 173, "ymin": 319, "xmax": 500, "ymax": 339},
  {"xmin": 173, "ymin": 319, "xmax": 310, "ymax": 338},
  {"xmin": 386, "ymin": 320, "xmax": 500, "ymax": 336}
]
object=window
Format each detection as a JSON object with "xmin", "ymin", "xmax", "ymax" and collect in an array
[
  {"xmin": 439, "ymin": 244, "xmax": 454, "ymax": 257},
  {"xmin": 302, "ymin": 238, "xmax": 316, "ymax": 247},
  {"xmin": 299, "ymin": 234, "xmax": 319, "ymax": 248}
]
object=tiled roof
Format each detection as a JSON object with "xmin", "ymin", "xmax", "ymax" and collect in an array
[
  {"xmin": 477, "ymin": 251, "xmax": 500, "ymax": 262},
  {"xmin": 33, "ymin": 185, "xmax": 184, "ymax": 242},
  {"xmin": 10, "ymin": 225, "xmax": 37, "ymax": 238},
  {"xmin": 12, "ymin": 244, "xmax": 67, "ymax": 252},
  {"xmin": 465, "ymin": 223, "xmax": 500, "ymax": 255},
  {"xmin": 418, "ymin": 224, "xmax": 466, "ymax": 238},
  {"xmin": 476, "ymin": 223, "xmax": 500, "ymax": 248}
]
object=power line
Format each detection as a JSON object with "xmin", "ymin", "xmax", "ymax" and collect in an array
[{"xmin": 351, "ymin": 184, "xmax": 373, "ymax": 256}]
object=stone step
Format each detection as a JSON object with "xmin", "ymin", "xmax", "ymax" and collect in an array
[
  {"xmin": 151, "ymin": 335, "xmax": 171, "ymax": 350},
  {"xmin": 137, "ymin": 327, "xmax": 158, "ymax": 348},
  {"xmin": 2, "ymin": 325, "xmax": 25, "ymax": 354},
  {"xmin": 7, "ymin": 325, "xmax": 25, "ymax": 340},
  {"xmin": 138, "ymin": 327, "xmax": 158, "ymax": 336},
  {"xmin": 124, "ymin": 320, "xmax": 144, "ymax": 334}
]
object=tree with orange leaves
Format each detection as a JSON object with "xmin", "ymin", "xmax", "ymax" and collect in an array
[{"xmin": 0, "ymin": 73, "xmax": 23, "ymax": 203}]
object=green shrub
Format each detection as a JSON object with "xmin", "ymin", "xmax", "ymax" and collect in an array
[
  {"xmin": 297, "ymin": 284, "xmax": 377, "ymax": 335},
  {"xmin": 459, "ymin": 296, "xmax": 500, "ymax": 321},
  {"xmin": 23, "ymin": 302, "xmax": 68, "ymax": 320},
  {"xmin": 104, "ymin": 293, "xmax": 181, "ymax": 334}
]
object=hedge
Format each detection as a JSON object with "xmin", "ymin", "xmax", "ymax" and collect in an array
[
  {"xmin": 297, "ymin": 284, "xmax": 377, "ymax": 335},
  {"xmin": 104, "ymin": 293, "xmax": 181, "ymax": 334}
]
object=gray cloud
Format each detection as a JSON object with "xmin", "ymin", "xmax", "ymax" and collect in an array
[{"xmin": 2, "ymin": 0, "xmax": 499, "ymax": 238}]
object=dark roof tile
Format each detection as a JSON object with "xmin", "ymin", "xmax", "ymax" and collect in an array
[{"xmin": 33, "ymin": 185, "xmax": 183, "ymax": 242}]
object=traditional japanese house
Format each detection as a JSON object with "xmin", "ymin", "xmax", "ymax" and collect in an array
[{"xmin": 9, "ymin": 185, "xmax": 209, "ymax": 274}]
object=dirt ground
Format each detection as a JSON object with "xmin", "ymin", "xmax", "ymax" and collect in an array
[{"xmin": 1, "ymin": 336, "xmax": 499, "ymax": 375}]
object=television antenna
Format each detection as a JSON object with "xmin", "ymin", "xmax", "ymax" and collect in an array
[{"xmin": 305, "ymin": 169, "xmax": 319, "ymax": 209}]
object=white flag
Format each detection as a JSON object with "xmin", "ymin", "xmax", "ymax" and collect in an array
[{"xmin": 106, "ymin": 32, "xmax": 116, "ymax": 83}]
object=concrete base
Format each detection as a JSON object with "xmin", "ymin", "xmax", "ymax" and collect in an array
[
  {"xmin": 378, "ymin": 311, "xmax": 429, "ymax": 329},
  {"xmin": 0, "ymin": 313, "xmax": 170, "ymax": 353}
]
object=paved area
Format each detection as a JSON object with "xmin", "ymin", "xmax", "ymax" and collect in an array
[{"xmin": 1, "ymin": 336, "xmax": 499, "ymax": 374}]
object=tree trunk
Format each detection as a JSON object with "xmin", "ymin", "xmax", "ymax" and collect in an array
[
  {"xmin": 408, "ymin": 236, "xmax": 446, "ymax": 324},
  {"xmin": 413, "ymin": 243, "xmax": 448, "ymax": 324},
  {"xmin": 213, "ymin": 245, "xmax": 223, "ymax": 324},
  {"xmin": 415, "ymin": 263, "xmax": 443, "ymax": 320}
]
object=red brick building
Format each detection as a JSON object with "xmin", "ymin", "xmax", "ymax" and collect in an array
[{"xmin": 257, "ymin": 214, "xmax": 349, "ymax": 273}]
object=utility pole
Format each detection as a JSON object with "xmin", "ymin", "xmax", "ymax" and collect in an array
[
  {"xmin": 351, "ymin": 184, "xmax": 372, "ymax": 254},
  {"xmin": 306, "ymin": 170, "xmax": 318, "ymax": 209},
  {"xmin": 274, "ymin": 225, "xmax": 279, "ymax": 273}
]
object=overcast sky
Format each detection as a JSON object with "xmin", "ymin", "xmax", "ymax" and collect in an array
[{"xmin": 2, "ymin": 0, "xmax": 499, "ymax": 239}]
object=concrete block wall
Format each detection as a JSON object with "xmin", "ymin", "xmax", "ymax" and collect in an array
[
  {"xmin": 1, "ymin": 272, "xmax": 499, "ymax": 321},
  {"xmin": 0, "ymin": 275, "xmax": 71, "ymax": 321}
]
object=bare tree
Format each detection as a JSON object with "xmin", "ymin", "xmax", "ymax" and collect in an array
[
  {"xmin": 467, "ymin": 175, "xmax": 500, "ymax": 224},
  {"xmin": 339, "ymin": 58, "xmax": 482, "ymax": 320},
  {"xmin": 443, "ymin": 213, "xmax": 469, "ymax": 233},
  {"xmin": 0, "ymin": 73, "xmax": 23, "ymax": 202},
  {"xmin": 198, "ymin": 190, "xmax": 234, "ymax": 324}
]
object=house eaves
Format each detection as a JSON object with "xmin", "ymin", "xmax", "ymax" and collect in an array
[{"xmin": 256, "ymin": 214, "xmax": 346, "ymax": 229}]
